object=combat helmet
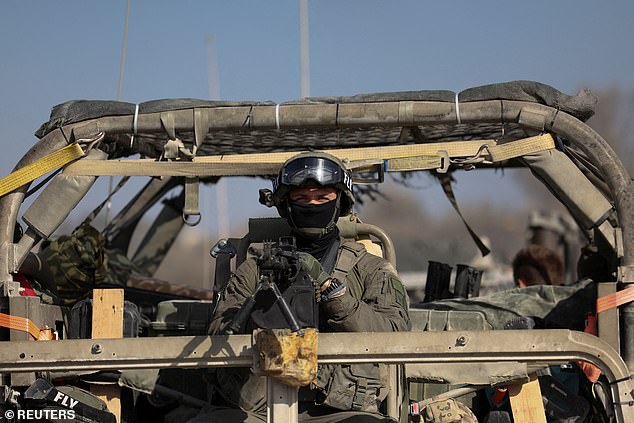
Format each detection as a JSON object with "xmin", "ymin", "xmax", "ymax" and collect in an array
[{"xmin": 259, "ymin": 152, "xmax": 354, "ymax": 236}]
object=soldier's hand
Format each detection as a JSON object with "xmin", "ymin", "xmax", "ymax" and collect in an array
[
  {"xmin": 297, "ymin": 252, "xmax": 330, "ymax": 301},
  {"xmin": 297, "ymin": 252, "xmax": 329, "ymax": 284}
]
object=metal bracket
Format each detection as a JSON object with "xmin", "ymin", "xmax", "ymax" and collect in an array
[
  {"xmin": 436, "ymin": 151, "xmax": 450, "ymax": 173},
  {"xmin": 596, "ymin": 220, "xmax": 619, "ymax": 254},
  {"xmin": 450, "ymin": 144, "xmax": 492, "ymax": 169},
  {"xmin": 163, "ymin": 138, "xmax": 194, "ymax": 160},
  {"xmin": 210, "ymin": 239, "xmax": 237, "ymax": 259},
  {"xmin": 2, "ymin": 281, "xmax": 21, "ymax": 297},
  {"xmin": 618, "ymin": 266, "xmax": 634, "ymax": 283},
  {"xmin": 1, "ymin": 242, "xmax": 19, "ymax": 274},
  {"xmin": 76, "ymin": 132, "xmax": 106, "ymax": 153},
  {"xmin": 615, "ymin": 227, "xmax": 625, "ymax": 259}
]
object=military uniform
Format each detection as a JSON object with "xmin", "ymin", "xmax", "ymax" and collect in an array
[{"xmin": 189, "ymin": 239, "xmax": 410, "ymax": 423}]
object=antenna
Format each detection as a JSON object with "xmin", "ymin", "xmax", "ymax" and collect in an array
[{"xmin": 107, "ymin": 0, "xmax": 132, "ymax": 225}]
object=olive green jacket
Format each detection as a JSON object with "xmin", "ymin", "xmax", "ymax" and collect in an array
[{"xmin": 208, "ymin": 240, "xmax": 410, "ymax": 414}]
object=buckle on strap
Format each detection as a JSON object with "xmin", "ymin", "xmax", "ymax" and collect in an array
[{"xmin": 351, "ymin": 377, "xmax": 369, "ymax": 411}]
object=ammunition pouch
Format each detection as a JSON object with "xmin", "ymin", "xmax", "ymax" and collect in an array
[
  {"xmin": 312, "ymin": 363, "xmax": 383, "ymax": 413},
  {"xmin": 421, "ymin": 398, "xmax": 478, "ymax": 423},
  {"xmin": 211, "ymin": 367, "xmax": 267, "ymax": 413}
]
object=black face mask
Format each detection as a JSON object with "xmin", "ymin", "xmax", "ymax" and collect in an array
[{"xmin": 289, "ymin": 200, "xmax": 338, "ymax": 229}]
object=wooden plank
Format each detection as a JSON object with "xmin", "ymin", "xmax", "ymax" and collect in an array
[
  {"xmin": 508, "ymin": 378, "xmax": 547, "ymax": 423},
  {"xmin": 91, "ymin": 288, "xmax": 124, "ymax": 338},
  {"xmin": 91, "ymin": 288, "xmax": 124, "ymax": 423}
]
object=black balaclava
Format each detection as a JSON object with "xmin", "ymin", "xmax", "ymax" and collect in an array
[
  {"xmin": 288, "ymin": 196, "xmax": 341, "ymax": 260},
  {"xmin": 290, "ymin": 200, "xmax": 337, "ymax": 230}
]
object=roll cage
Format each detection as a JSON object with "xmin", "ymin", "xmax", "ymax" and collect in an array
[{"xmin": 0, "ymin": 80, "xmax": 632, "ymax": 422}]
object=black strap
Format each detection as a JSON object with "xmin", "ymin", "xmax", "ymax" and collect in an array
[
  {"xmin": 438, "ymin": 173, "xmax": 491, "ymax": 256},
  {"xmin": 331, "ymin": 241, "xmax": 367, "ymax": 282},
  {"xmin": 320, "ymin": 238, "xmax": 341, "ymax": 275},
  {"xmin": 83, "ymin": 176, "xmax": 130, "ymax": 226},
  {"xmin": 351, "ymin": 377, "xmax": 369, "ymax": 411}
]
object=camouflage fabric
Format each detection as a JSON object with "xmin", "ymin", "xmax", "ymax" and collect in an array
[
  {"xmin": 38, "ymin": 223, "xmax": 141, "ymax": 305},
  {"xmin": 412, "ymin": 279, "xmax": 595, "ymax": 331},
  {"xmin": 422, "ymin": 399, "xmax": 478, "ymax": 423}
]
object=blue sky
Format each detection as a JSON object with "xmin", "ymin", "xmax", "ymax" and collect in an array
[{"xmin": 1, "ymin": 1, "xmax": 633, "ymax": 234}]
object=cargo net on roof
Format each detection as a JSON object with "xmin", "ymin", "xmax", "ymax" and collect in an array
[
  {"xmin": 35, "ymin": 80, "xmax": 595, "ymax": 160},
  {"xmin": 116, "ymin": 123, "xmax": 534, "ymax": 159}
]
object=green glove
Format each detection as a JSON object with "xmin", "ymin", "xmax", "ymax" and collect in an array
[{"xmin": 296, "ymin": 252, "xmax": 330, "ymax": 301}]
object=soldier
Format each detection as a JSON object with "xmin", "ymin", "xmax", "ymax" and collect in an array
[
  {"xmin": 188, "ymin": 152, "xmax": 411, "ymax": 423},
  {"xmin": 511, "ymin": 244, "xmax": 564, "ymax": 287}
]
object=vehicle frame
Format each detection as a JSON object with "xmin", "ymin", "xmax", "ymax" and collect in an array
[{"xmin": 0, "ymin": 80, "xmax": 632, "ymax": 422}]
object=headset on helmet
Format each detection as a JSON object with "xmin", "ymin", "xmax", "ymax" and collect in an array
[{"xmin": 259, "ymin": 151, "xmax": 355, "ymax": 220}]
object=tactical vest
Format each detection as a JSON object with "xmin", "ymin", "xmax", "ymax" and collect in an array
[
  {"xmin": 310, "ymin": 241, "xmax": 388, "ymax": 413},
  {"xmin": 214, "ymin": 240, "xmax": 390, "ymax": 413},
  {"xmin": 332, "ymin": 240, "xmax": 367, "ymax": 281},
  {"xmin": 247, "ymin": 240, "xmax": 369, "ymax": 333}
]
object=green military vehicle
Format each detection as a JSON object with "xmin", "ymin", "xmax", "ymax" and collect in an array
[{"xmin": 0, "ymin": 81, "xmax": 632, "ymax": 422}]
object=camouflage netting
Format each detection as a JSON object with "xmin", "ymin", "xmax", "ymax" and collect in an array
[
  {"xmin": 411, "ymin": 278, "xmax": 596, "ymax": 331},
  {"xmin": 34, "ymin": 81, "xmax": 597, "ymax": 160},
  {"xmin": 38, "ymin": 223, "xmax": 141, "ymax": 305}
]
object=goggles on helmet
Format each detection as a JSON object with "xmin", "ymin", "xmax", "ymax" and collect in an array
[{"xmin": 279, "ymin": 157, "xmax": 352, "ymax": 191}]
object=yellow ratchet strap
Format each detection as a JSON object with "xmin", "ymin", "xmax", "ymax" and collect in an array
[
  {"xmin": 0, "ymin": 143, "xmax": 85, "ymax": 198},
  {"xmin": 62, "ymin": 134, "xmax": 556, "ymax": 177}
]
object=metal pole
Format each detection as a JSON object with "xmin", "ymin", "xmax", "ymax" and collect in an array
[
  {"xmin": 206, "ymin": 35, "xmax": 221, "ymax": 101},
  {"xmin": 206, "ymin": 35, "xmax": 229, "ymax": 289},
  {"xmin": 299, "ymin": 0, "xmax": 310, "ymax": 98},
  {"xmin": 117, "ymin": 0, "xmax": 131, "ymax": 101}
]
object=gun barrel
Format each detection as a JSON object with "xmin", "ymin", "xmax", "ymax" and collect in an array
[{"xmin": 270, "ymin": 282, "xmax": 302, "ymax": 333}]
